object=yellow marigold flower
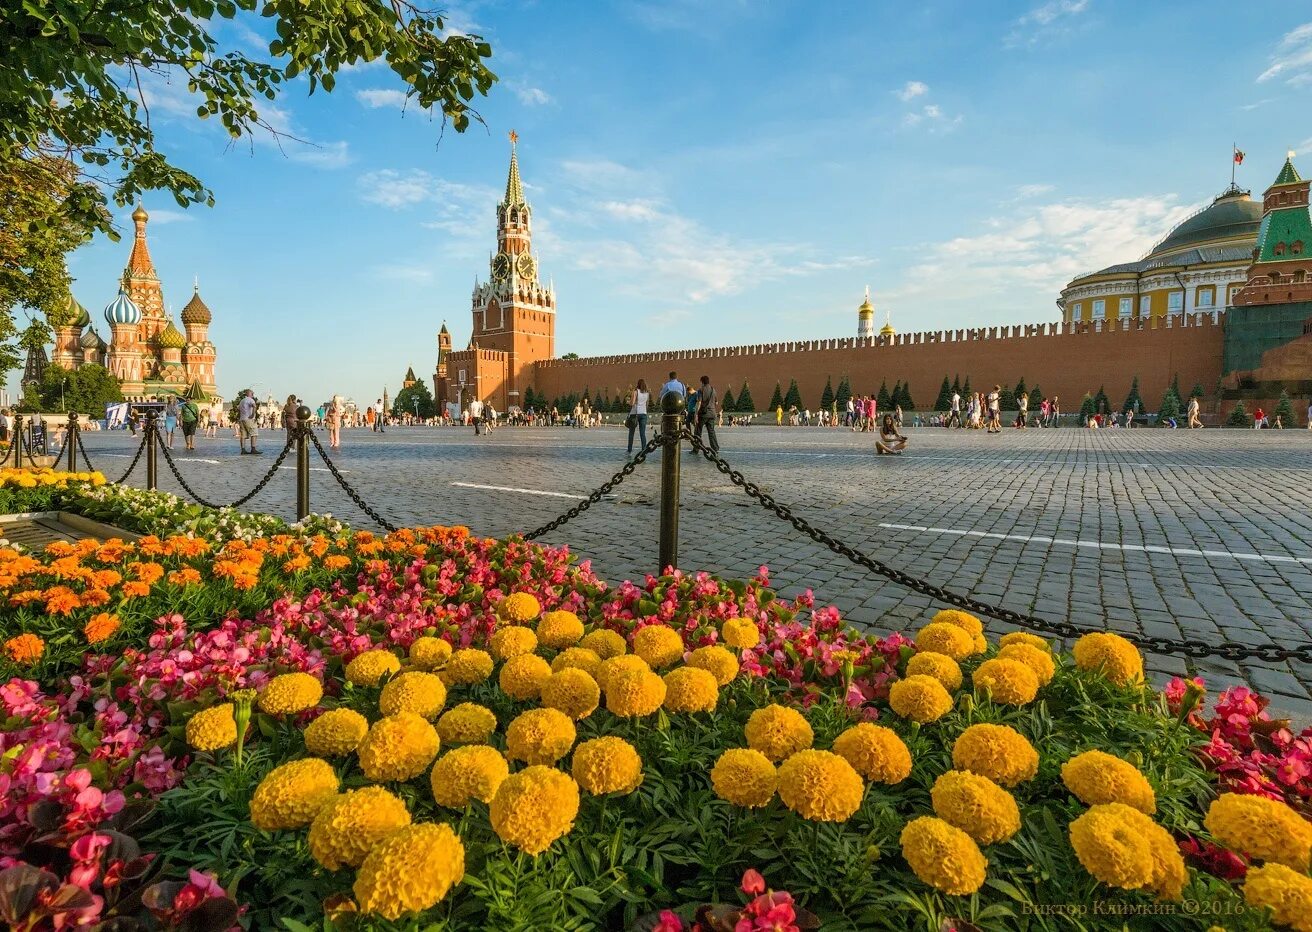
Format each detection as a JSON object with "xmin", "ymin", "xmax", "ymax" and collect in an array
[
  {"xmin": 889, "ymin": 674, "xmax": 954, "ymax": 723},
  {"xmin": 379, "ymin": 670, "xmax": 447, "ymax": 720},
  {"xmin": 662, "ymin": 666, "xmax": 719, "ymax": 713},
  {"xmin": 711, "ymin": 748, "xmax": 778, "ymax": 808},
  {"xmin": 304, "ymin": 708, "xmax": 369, "ymax": 756},
  {"xmin": 308, "ymin": 786, "xmax": 411, "ymax": 870},
  {"xmin": 490, "ymin": 765, "xmax": 580, "ymax": 855},
  {"xmin": 1069, "ymin": 803, "xmax": 1186, "ymax": 901},
  {"xmin": 1061, "ymin": 750, "xmax": 1156, "ymax": 814},
  {"xmin": 409, "ymin": 636, "xmax": 452, "ymax": 671},
  {"xmin": 249, "ymin": 758, "xmax": 339, "ymax": 831},
  {"xmin": 972, "ymin": 658, "xmax": 1039, "ymax": 706},
  {"xmin": 604, "ymin": 668, "xmax": 666, "ymax": 718},
  {"xmin": 498, "ymin": 653, "xmax": 553, "ymax": 701},
  {"xmin": 430, "ymin": 745, "xmax": 510, "ymax": 808},
  {"xmin": 345, "ymin": 649, "xmax": 401, "ymax": 687},
  {"xmin": 744, "ymin": 704, "xmax": 814, "ymax": 762},
  {"xmin": 443, "ymin": 649, "xmax": 494, "ymax": 685},
  {"xmin": 572, "ymin": 736, "xmax": 644, "ymax": 795},
  {"xmin": 83, "ymin": 612, "xmax": 121, "ymax": 645},
  {"xmin": 580, "ymin": 628, "xmax": 626, "ymax": 659},
  {"xmin": 550, "ymin": 646, "xmax": 602, "ymax": 679},
  {"xmin": 900, "ymin": 816, "xmax": 988, "ymax": 896},
  {"xmin": 778, "ymin": 749, "xmax": 865, "ymax": 823},
  {"xmin": 1072, "ymin": 632, "xmax": 1143, "ymax": 686},
  {"xmin": 354, "ymin": 822, "xmax": 465, "ymax": 920},
  {"xmin": 1205, "ymin": 793, "xmax": 1312, "ymax": 870},
  {"xmin": 596, "ymin": 654, "xmax": 649, "ymax": 691},
  {"xmin": 500, "ymin": 592, "xmax": 542, "ymax": 624},
  {"xmin": 952, "ymin": 724, "xmax": 1039, "ymax": 787},
  {"xmin": 721, "ymin": 617, "xmax": 760, "ymax": 649},
  {"xmin": 506, "ymin": 707, "xmax": 577, "ymax": 765},
  {"xmin": 998, "ymin": 631, "xmax": 1050, "ymax": 653},
  {"xmin": 537, "ymin": 610, "xmax": 584, "ymax": 648},
  {"xmin": 3, "ymin": 633, "xmax": 44, "ymax": 665},
  {"xmin": 997, "ymin": 642, "xmax": 1055, "ymax": 687},
  {"xmin": 687, "ymin": 645, "xmax": 739, "ymax": 686},
  {"xmin": 905, "ymin": 652, "xmax": 962, "ymax": 691},
  {"xmin": 437, "ymin": 703, "xmax": 499, "ymax": 744},
  {"xmin": 490, "ymin": 625, "xmax": 539, "ymax": 661},
  {"xmin": 832, "ymin": 723, "xmax": 912, "ymax": 784},
  {"xmin": 540, "ymin": 667, "xmax": 601, "ymax": 721},
  {"xmin": 258, "ymin": 672, "xmax": 324, "ymax": 715},
  {"xmin": 633, "ymin": 624, "xmax": 685, "ymax": 669},
  {"xmin": 931, "ymin": 771, "xmax": 1021, "ymax": 845},
  {"xmin": 914, "ymin": 623, "xmax": 976, "ymax": 661},
  {"xmin": 933, "ymin": 609, "xmax": 984, "ymax": 637},
  {"xmin": 1244, "ymin": 863, "xmax": 1312, "ymax": 931},
  {"xmin": 358, "ymin": 712, "xmax": 441, "ymax": 782},
  {"xmin": 186, "ymin": 703, "xmax": 237, "ymax": 752}
]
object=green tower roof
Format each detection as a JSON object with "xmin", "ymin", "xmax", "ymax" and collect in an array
[{"xmin": 1273, "ymin": 156, "xmax": 1303, "ymax": 187}]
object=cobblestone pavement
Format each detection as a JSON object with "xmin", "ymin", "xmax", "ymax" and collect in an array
[{"xmin": 82, "ymin": 424, "xmax": 1312, "ymax": 719}]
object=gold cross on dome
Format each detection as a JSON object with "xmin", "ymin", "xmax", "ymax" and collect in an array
[{"xmin": 509, "ymin": 129, "xmax": 518, "ymax": 144}]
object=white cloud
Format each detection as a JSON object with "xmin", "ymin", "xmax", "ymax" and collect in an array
[
  {"xmin": 1006, "ymin": 0, "xmax": 1090, "ymax": 48},
  {"xmin": 513, "ymin": 85, "xmax": 553, "ymax": 106},
  {"xmin": 289, "ymin": 140, "xmax": 352, "ymax": 168},
  {"xmin": 355, "ymin": 88, "xmax": 410, "ymax": 109},
  {"xmin": 1015, "ymin": 183, "xmax": 1055, "ymax": 199},
  {"xmin": 1258, "ymin": 23, "xmax": 1312, "ymax": 85},
  {"xmin": 902, "ymin": 103, "xmax": 962, "ymax": 131},
  {"xmin": 359, "ymin": 169, "xmax": 436, "ymax": 208},
  {"xmin": 896, "ymin": 81, "xmax": 929, "ymax": 102},
  {"xmin": 597, "ymin": 199, "xmax": 662, "ymax": 221},
  {"xmin": 372, "ymin": 263, "xmax": 434, "ymax": 283}
]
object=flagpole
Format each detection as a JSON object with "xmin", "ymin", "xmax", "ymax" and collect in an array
[{"xmin": 1232, "ymin": 142, "xmax": 1236, "ymax": 186}]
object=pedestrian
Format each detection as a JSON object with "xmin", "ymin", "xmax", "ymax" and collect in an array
[
  {"xmin": 626, "ymin": 379, "xmax": 650, "ymax": 457},
  {"xmin": 1254, "ymin": 406, "xmax": 1268, "ymax": 429},
  {"xmin": 1016, "ymin": 391, "xmax": 1028, "ymax": 428},
  {"xmin": 1187, "ymin": 395, "xmax": 1202, "ymax": 429},
  {"xmin": 875, "ymin": 414, "xmax": 907, "ymax": 455},
  {"xmin": 179, "ymin": 394, "xmax": 200, "ymax": 451},
  {"xmin": 695, "ymin": 375, "xmax": 720, "ymax": 455},
  {"xmin": 237, "ymin": 388, "xmax": 261, "ymax": 454},
  {"xmin": 326, "ymin": 396, "xmax": 342, "ymax": 450},
  {"xmin": 894, "ymin": 403, "xmax": 903, "ymax": 429},
  {"xmin": 163, "ymin": 395, "xmax": 179, "ymax": 448},
  {"xmin": 946, "ymin": 390, "xmax": 961, "ymax": 429},
  {"xmin": 374, "ymin": 400, "xmax": 386, "ymax": 433},
  {"xmin": 1051, "ymin": 396, "xmax": 1061, "ymax": 427},
  {"xmin": 283, "ymin": 394, "xmax": 299, "ymax": 446},
  {"xmin": 1307, "ymin": 401, "xmax": 1312, "ymax": 430},
  {"xmin": 659, "ymin": 371, "xmax": 685, "ymax": 405}
]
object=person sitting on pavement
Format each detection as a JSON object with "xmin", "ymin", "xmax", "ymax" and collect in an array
[{"xmin": 875, "ymin": 414, "xmax": 907, "ymax": 455}]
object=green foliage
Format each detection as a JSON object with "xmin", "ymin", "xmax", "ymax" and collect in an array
[
  {"xmin": 876, "ymin": 380, "xmax": 891, "ymax": 409},
  {"xmin": 1079, "ymin": 393, "xmax": 1097, "ymax": 420},
  {"xmin": 833, "ymin": 376, "xmax": 851, "ymax": 412},
  {"xmin": 31, "ymin": 362, "xmax": 123, "ymax": 413},
  {"xmin": 1094, "ymin": 385, "xmax": 1110, "ymax": 415},
  {"xmin": 562, "ymin": 352, "xmax": 581, "ymax": 360},
  {"xmin": 961, "ymin": 376, "xmax": 972, "ymax": 397},
  {"xmin": 522, "ymin": 387, "xmax": 537, "ymax": 410},
  {"xmin": 1013, "ymin": 377, "xmax": 1027, "ymax": 402},
  {"xmin": 1028, "ymin": 386, "xmax": 1043, "ymax": 410},
  {"xmin": 736, "ymin": 381, "xmax": 755, "ymax": 413},
  {"xmin": 1157, "ymin": 389, "xmax": 1182, "ymax": 424},
  {"xmin": 1190, "ymin": 383, "xmax": 1206, "ymax": 400},
  {"xmin": 998, "ymin": 386, "xmax": 1016, "ymax": 411},
  {"xmin": 721, "ymin": 388, "xmax": 735, "ymax": 412},
  {"xmin": 1226, "ymin": 401, "xmax": 1252, "ymax": 427},
  {"xmin": 899, "ymin": 382, "xmax": 914, "ymax": 411},
  {"xmin": 783, "ymin": 379, "xmax": 802, "ymax": 410},
  {"xmin": 933, "ymin": 376, "xmax": 951, "ymax": 411},
  {"xmin": 392, "ymin": 380, "xmax": 436, "ymax": 418},
  {"xmin": 1274, "ymin": 389, "xmax": 1296, "ymax": 427},
  {"xmin": 819, "ymin": 376, "xmax": 834, "ymax": 410},
  {"xmin": 950, "ymin": 374, "xmax": 961, "ymax": 396},
  {"xmin": 1122, "ymin": 376, "xmax": 1142, "ymax": 414},
  {"xmin": 768, "ymin": 382, "xmax": 783, "ymax": 411}
]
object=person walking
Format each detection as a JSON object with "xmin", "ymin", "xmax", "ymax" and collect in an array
[
  {"xmin": 946, "ymin": 390, "xmax": 961, "ymax": 429},
  {"xmin": 163, "ymin": 395, "xmax": 179, "ymax": 448},
  {"xmin": 1187, "ymin": 395, "xmax": 1202, "ymax": 429},
  {"xmin": 325, "ymin": 397, "xmax": 342, "ymax": 450},
  {"xmin": 1050, "ymin": 396, "xmax": 1061, "ymax": 427},
  {"xmin": 374, "ymin": 400, "xmax": 386, "ymax": 433},
  {"xmin": 684, "ymin": 383, "xmax": 699, "ymax": 435},
  {"xmin": 694, "ymin": 375, "xmax": 720, "ymax": 454},
  {"xmin": 1016, "ymin": 391, "xmax": 1029, "ymax": 428},
  {"xmin": 179, "ymin": 394, "xmax": 200, "ymax": 451},
  {"xmin": 987, "ymin": 386, "xmax": 1001, "ymax": 433},
  {"xmin": 283, "ymin": 394, "xmax": 299, "ymax": 446},
  {"xmin": 626, "ymin": 379, "xmax": 650, "ymax": 457},
  {"xmin": 659, "ymin": 371, "xmax": 685, "ymax": 405},
  {"xmin": 237, "ymin": 389, "xmax": 261, "ymax": 454},
  {"xmin": 1254, "ymin": 406, "xmax": 1268, "ymax": 429}
]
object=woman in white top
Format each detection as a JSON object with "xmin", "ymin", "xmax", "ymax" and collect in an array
[{"xmin": 626, "ymin": 379, "xmax": 651, "ymax": 456}]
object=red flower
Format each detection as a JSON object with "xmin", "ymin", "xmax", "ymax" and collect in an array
[
  {"xmin": 652, "ymin": 909, "xmax": 684, "ymax": 932},
  {"xmin": 740, "ymin": 868, "xmax": 766, "ymax": 896}
]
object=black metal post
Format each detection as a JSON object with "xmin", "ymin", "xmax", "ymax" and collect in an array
[
  {"xmin": 66, "ymin": 414, "xmax": 78, "ymax": 472},
  {"xmin": 12, "ymin": 415, "xmax": 22, "ymax": 469},
  {"xmin": 295, "ymin": 405, "xmax": 312, "ymax": 521},
  {"xmin": 144, "ymin": 409, "xmax": 158, "ymax": 490},
  {"xmin": 659, "ymin": 393, "xmax": 684, "ymax": 573}
]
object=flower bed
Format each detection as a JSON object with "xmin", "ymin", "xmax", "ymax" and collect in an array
[{"xmin": 1, "ymin": 478, "xmax": 1310, "ymax": 930}]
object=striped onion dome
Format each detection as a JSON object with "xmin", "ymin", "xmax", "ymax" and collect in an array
[
  {"xmin": 79, "ymin": 327, "xmax": 104, "ymax": 349},
  {"xmin": 158, "ymin": 319, "xmax": 186, "ymax": 349},
  {"xmin": 103, "ymin": 287, "xmax": 141, "ymax": 325},
  {"xmin": 67, "ymin": 294, "xmax": 91, "ymax": 328}
]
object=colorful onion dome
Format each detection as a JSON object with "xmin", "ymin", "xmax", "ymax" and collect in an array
[
  {"xmin": 103, "ymin": 287, "xmax": 141, "ymax": 325},
  {"xmin": 158, "ymin": 319, "xmax": 186, "ymax": 349},
  {"xmin": 79, "ymin": 327, "xmax": 104, "ymax": 349},
  {"xmin": 181, "ymin": 287, "xmax": 211, "ymax": 325},
  {"xmin": 67, "ymin": 294, "xmax": 91, "ymax": 328}
]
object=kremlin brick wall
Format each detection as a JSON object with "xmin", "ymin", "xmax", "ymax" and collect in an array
[{"xmin": 530, "ymin": 312, "xmax": 1226, "ymax": 412}]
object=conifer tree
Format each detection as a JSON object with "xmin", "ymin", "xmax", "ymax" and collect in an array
[
  {"xmin": 951, "ymin": 374, "xmax": 961, "ymax": 396},
  {"xmin": 820, "ymin": 376, "xmax": 835, "ymax": 410},
  {"xmin": 999, "ymin": 385, "xmax": 1016, "ymax": 410},
  {"xmin": 1171, "ymin": 374, "xmax": 1181, "ymax": 400},
  {"xmin": 901, "ymin": 382, "xmax": 915, "ymax": 411},
  {"xmin": 768, "ymin": 382, "xmax": 784, "ymax": 411},
  {"xmin": 1094, "ymin": 385, "xmax": 1110, "ymax": 415},
  {"xmin": 834, "ymin": 376, "xmax": 851, "ymax": 411},
  {"xmin": 877, "ymin": 379, "xmax": 891, "ymax": 409},
  {"xmin": 722, "ymin": 388, "xmax": 736, "ymax": 412},
  {"xmin": 1080, "ymin": 393, "xmax": 1097, "ymax": 422},
  {"xmin": 1274, "ymin": 389, "xmax": 1296, "ymax": 427},
  {"xmin": 1029, "ymin": 386, "xmax": 1043, "ymax": 410},
  {"xmin": 890, "ymin": 381, "xmax": 903, "ymax": 407},
  {"xmin": 1190, "ymin": 383, "xmax": 1205, "ymax": 399},
  {"xmin": 1014, "ymin": 377, "xmax": 1027, "ymax": 402},
  {"xmin": 962, "ymin": 376, "xmax": 972, "ymax": 397},
  {"xmin": 737, "ymin": 381, "xmax": 756, "ymax": 413},
  {"xmin": 934, "ymin": 376, "xmax": 952, "ymax": 411},
  {"xmin": 522, "ymin": 387, "xmax": 536, "ymax": 409},
  {"xmin": 1157, "ymin": 388, "xmax": 1182, "ymax": 424},
  {"xmin": 1226, "ymin": 400, "xmax": 1251, "ymax": 427},
  {"xmin": 783, "ymin": 379, "xmax": 803, "ymax": 410},
  {"xmin": 1122, "ymin": 376, "xmax": 1142, "ymax": 414}
]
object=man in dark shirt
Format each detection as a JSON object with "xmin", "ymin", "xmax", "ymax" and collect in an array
[{"xmin": 694, "ymin": 375, "xmax": 720, "ymax": 454}]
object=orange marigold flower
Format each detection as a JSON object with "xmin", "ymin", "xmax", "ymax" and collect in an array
[
  {"xmin": 283, "ymin": 556, "xmax": 312, "ymax": 573},
  {"xmin": 91, "ymin": 569, "xmax": 122, "ymax": 588},
  {"xmin": 322, "ymin": 555, "xmax": 351, "ymax": 572},
  {"xmin": 136, "ymin": 536, "xmax": 166, "ymax": 556},
  {"xmin": 42, "ymin": 585, "xmax": 82, "ymax": 615},
  {"xmin": 121, "ymin": 581, "xmax": 151, "ymax": 598},
  {"xmin": 9, "ymin": 589, "xmax": 44, "ymax": 606},
  {"xmin": 308, "ymin": 535, "xmax": 330, "ymax": 558},
  {"xmin": 165, "ymin": 536, "xmax": 211, "ymax": 558},
  {"xmin": 356, "ymin": 540, "xmax": 385, "ymax": 557},
  {"xmin": 84, "ymin": 612, "xmax": 121, "ymax": 645},
  {"xmin": 168, "ymin": 567, "xmax": 202, "ymax": 586},
  {"xmin": 4, "ymin": 633, "xmax": 44, "ymax": 664},
  {"xmin": 81, "ymin": 589, "xmax": 111, "ymax": 608},
  {"xmin": 131, "ymin": 562, "xmax": 165, "ymax": 585},
  {"xmin": 44, "ymin": 541, "xmax": 76, "ymax": 557},
  {"xmin": 94, "ymin": 541, "xmax": 128, "ymax": 563}
]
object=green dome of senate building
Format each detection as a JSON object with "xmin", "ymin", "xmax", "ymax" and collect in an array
[{"xmin": 1145, "ymin": 187, "xmax": 1263, "ymax": 259}]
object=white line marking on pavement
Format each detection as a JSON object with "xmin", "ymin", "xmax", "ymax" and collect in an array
[
  {"xmin": 451, "ymin": 482, "xmax": 580, "ymax": 499},
  {"xmin": 878, "ymin": 522, "xmax": 1312, "ymax": 565},
  {"xmin": 277, "ymin": 466, "xmax": 340, "ymax": 473}
]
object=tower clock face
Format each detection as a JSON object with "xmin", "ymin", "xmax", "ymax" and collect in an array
[
  {"xmin": 516, "ymin": 253, "xmax": 537, "ymax": 280},
  {"xmin": 492, "ymin": 252, "xmax": 511, "ymax": 280}
]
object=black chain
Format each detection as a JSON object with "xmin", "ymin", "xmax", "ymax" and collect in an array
[
  {"xmin": 306, "ymin": 429, "xmax": 398, "ymax": 532},
  {"xmin": 155, "ymin": 432, "xmax": 294, "ymax": 509},
  {"xmin": 523, "ymin": 434, "xmax": 665, "ymax": 540},
  {"xmin": 74, "ymin": 427, "xmax": 95, "ymax": 472},
  {"xmin": 681, "ymin": 429, "xmax": 1312, "ymax": 665},
  {"xmin": 0, "ymin": 437, "xmax": 14, "ymax": 468}
]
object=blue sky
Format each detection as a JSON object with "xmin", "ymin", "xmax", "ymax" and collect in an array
[{"xmin": 52, "ymin": 1, "xmax": 1312, "ymax": 406}]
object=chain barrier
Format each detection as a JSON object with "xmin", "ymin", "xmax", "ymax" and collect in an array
[
  {"xmin": 0, "ymin": 437, "xmax": 14, "ymax": 468},
  {"xmin": 306, "ymin": 429, "xmax": 398, "ymax": 532},
  {"xmin": 155, "ymin": 432, "xmax": 294, "ymax": 509},
  {"xmin": 74, "ymin": 428, "xmax": 96, "ymax": 473},
  {"xmin": 680, "ymin": 428, "xmax": 1312, "ymax": 664},
  {"xmin": 523, "ymin": 434, "xmax": 665, "ymax": 541}
]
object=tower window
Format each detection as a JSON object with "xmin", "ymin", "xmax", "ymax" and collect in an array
[
  {"xmin": 1293, "ymin": 241, "xmax": 1304, "ymax": 255},
  {"xmin": 1275, "ymin": 242, "xmax": 1287, "ymax": 256}
]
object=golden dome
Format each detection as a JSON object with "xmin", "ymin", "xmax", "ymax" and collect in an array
[
  {"xmin": 132, "ymin": 203, "xmax": 148, "ymax": 223},
  {"xmin": 858, "ymin": 286, "xmax": 875, "ymax": 317}
]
